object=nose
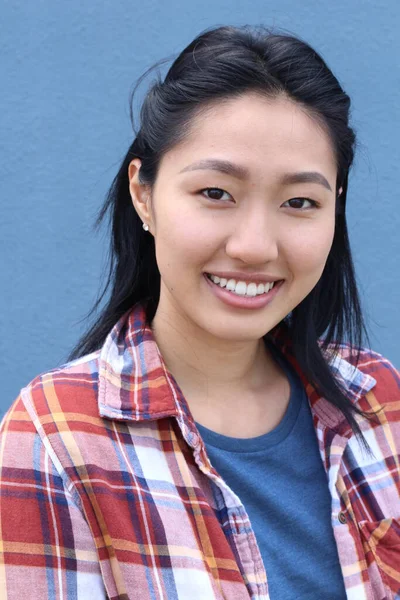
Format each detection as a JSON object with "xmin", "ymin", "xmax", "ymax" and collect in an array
[{"xmin": 225, "ymin": 210, "xmax": 279, "ymax": 265}]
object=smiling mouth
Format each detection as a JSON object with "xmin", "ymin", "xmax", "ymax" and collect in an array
[{"xmin": 205, "ymin": 273, "xmax": 283, "ymax": 297}]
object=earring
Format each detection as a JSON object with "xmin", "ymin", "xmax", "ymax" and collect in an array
[{"xmin": 142, "ymin": 223, "xmax": 149, "ymax": 232}]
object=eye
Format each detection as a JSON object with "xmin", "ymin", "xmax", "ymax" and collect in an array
[
  {"xmin": 282, "ymin": 197, "xmax": 319, "ymax": 210},
  {"xmin": 200, "ymin": 187, "xmax": 234, "ymax": 202}
]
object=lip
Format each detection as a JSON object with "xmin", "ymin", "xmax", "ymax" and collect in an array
[
  {"xmin": 204, "ymin": 273, "xmax": 284, "ymax": 310},
  {"xmin": 204, "ymin": 271, "xmax": 283, "ymax": 284}
]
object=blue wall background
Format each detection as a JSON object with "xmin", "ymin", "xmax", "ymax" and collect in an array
[{"xmin": 1, "ymin": 1, "xmax": 399, "ymax": 412}]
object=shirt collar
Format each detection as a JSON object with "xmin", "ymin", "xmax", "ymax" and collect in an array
[
  {"xmin": 268, "ymin": 324, "xmax": 377, "ymax": 436},
  {"xmin": 97, "ymin": 303, "xmax": 376, "ymax": 436}
]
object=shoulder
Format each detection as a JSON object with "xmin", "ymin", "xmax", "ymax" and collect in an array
[
  {"xmin": 1, "ymin": 350, "xmax": 105, "ymax": 499},
  {"xmin": 0, "ymin": 359, "xmax": 106, "ymax": 596},
  {"xmin": 2, "ymin": 350, "xmax": 103, "ymax": 446},
  {"xmin": 338, "ymin": 343, "xmax": 398, "ymax": 376},
  {"xmin": 24, "ymin": 350, "xmax": 101, "ymax": 416},
  {"xmin": 339, "ymin": 343, "xmax": 399, "ymax": 399},
  {"xmin": 333, "ymin": 343, "xmax": 400, "ymax": 432}
]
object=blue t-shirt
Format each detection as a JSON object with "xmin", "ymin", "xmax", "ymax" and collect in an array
[{"xmin": 195, "ymin": 342, "xmax": 347, "ymax": 600}]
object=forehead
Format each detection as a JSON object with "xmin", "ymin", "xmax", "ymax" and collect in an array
[{"xmin": 160, "ymin": 93, "xmax": 337, "ymax": 181}]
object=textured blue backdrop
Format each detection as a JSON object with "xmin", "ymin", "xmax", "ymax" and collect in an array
[{"xmin": 1, "ymin": 1, "xmax": 399, "ymax": 412}]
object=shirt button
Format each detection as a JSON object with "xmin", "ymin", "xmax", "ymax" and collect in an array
[{"xmin": 338, "ymin": 511, "xmax": 347, "ymax": 524}]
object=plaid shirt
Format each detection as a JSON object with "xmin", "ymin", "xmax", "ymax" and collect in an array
[{"xmin": 0, "ymin": 303, "xmax": 399, "ymax": 599}]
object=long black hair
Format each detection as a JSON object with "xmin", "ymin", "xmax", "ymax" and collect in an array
[{"xmin": 68, "ymin": 25, "xmax": 377, "ymax": 451}]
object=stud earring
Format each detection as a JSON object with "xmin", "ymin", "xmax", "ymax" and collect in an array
[{"xmin": 142, "ymin": 223, "xmax": 149, "ymax": 232}]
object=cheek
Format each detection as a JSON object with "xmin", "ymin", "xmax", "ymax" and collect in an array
[
  {"xmin": 154, "ymin": 206, "xmax": 223, "ymax": 273},
  {"xmin": 284, "ymin": 220, "xmax": 335, "ymax": 275}
]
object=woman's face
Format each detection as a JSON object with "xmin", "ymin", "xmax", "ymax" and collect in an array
[{"xmin": 132, "ymin": 93, "xmax": 338, "ymax": 342}]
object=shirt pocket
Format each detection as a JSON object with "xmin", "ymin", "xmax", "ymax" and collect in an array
[{"xmin": 358, "ymin": 518, "xmax": 400, "ymax": 599}]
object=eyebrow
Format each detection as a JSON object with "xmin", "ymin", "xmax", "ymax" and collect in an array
[{"xmin": 179, "ymin": 159, "xmax": 332, "ymax": 192}]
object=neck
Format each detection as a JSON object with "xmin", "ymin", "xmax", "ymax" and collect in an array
[{"xmin": 151, "ymin": 297, "xmax": 275, "ymax": 401}]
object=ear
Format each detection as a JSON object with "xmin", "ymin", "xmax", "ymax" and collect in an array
[{"xmin": 128, "ymin": 158, "xmax": 153, "ymax": 230}]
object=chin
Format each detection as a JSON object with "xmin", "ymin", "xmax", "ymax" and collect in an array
[{"xmin": 199, "ymin": 315, "xmax": 279, "ymax": 343}]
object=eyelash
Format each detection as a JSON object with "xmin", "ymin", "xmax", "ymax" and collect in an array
[{"xmin": 198, "ymin": 187, "xmax": 320, "ymax": 209}]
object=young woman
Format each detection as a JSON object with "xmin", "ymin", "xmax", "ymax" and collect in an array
[{"xmin": 0, "ymin": 25, "xmax": 399, "ymax": 600}]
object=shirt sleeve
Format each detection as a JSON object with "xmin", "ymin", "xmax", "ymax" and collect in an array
[{"xmin": 0, "ymin": 394, "xmax": 107, "ymax": 599}]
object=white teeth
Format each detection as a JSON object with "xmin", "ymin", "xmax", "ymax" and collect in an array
[
  {"xmin": 265, "ymin": 282, "xmax": 273, "ymax": 293},
  {"xmin": 234, "ymin": 281, "xmax": 247, "ymax": 295},
  {"xmin": 257, "ymin": 283, "xmax": 265, "ymax": 295},
  {"xmin": 246, "ymin": 283, "xmax": 258, "ymax": 297},
  {"xmin": 208, "ymin": 274, "xmax": 277, "ymax": 296}
]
